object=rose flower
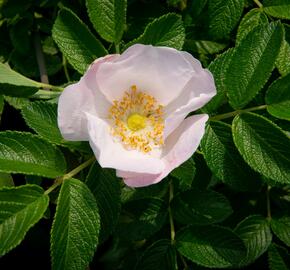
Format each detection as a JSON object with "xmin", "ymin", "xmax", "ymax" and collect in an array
[{"xmin": 58, "ymin": 44, "xmax": 216, "ymax": 187}]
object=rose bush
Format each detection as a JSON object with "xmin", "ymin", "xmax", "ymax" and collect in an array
[{"xmin": 58, "ymin": 44, "xmax": 216, "ymax": 187}]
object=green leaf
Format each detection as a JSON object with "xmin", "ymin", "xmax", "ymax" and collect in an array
[
  {"xmin": 202, "ymin": 48, "xmax": 234, "ymax": 113},
  {"xmin": 43, "ymin": 37, "xmax": 58, "ymax": 55},
  {"xmin": 21, "ymin": 101, "xmax": 90, "ymax": 152},
  {"xmin": 0, "ymin": 131, "xmax": 66, "ymax": 178},
  {"xmin": 266, "ymin": 74, "xmax": 290, "ymax": 121},
  {"xmin": 268, "ymin": 244, "xmax": 290, "ymax": 270},
  {"xmin": 236, "ymin": 8, "xmax": 268, "ymax": 44},
  {"xmin": 85, "ymin": 162, "xmax": 121, "ymax": 242},
  {"xmin": 172, "ymin": 189, "xmax": 232, "ymax": 225},
  {"xmin": 271, "ymin": 216, "xmax": 290, "ymax": 247},
  {"xmin": 232, "ymin": 113, "xmax": 290, "ymax": 184},
  {"xmin": 125, "ymin": 13, "xmax": 185, "ymax": 50},
  {"xmin": 52, "ymin": 8, "xmax": 107, "ymax": 74},
  {"xmin": 0, "ymin": 184, "xmax": 49, "ymax": 256},
  {"xmin": 176, "ymin": 225, "xmax": 246, "ymax": 268},
  {"xmin": 277, "ymin": 43, "xmax": 290, "ymax": 76},
  {"xmin": 117, "ymin": 197, "xmax": 167, "ymax": 241},
  {"xmin": 276, "ymin": 24, "xmax": 290, "ymax": 76},
  {"xmin": 264, "ymin": 0, "xmax": 290, "ymax": 20},
  {"xmin": 234, "ymin": 215, "xmax": 272, "ymax": 266},
  {"xmin": 51, "ymin": 178, "xmax": 100, "ymax": 270},
  {"xmin": 22, "ymin": 101, "xmax": 63, "ymax": 143},
  {"xmin": 4, "ymin": 96, "xmax": 29, "ymax": 110},
  {"xmin": 0, "ymin": 172, "xmax": 14, "ymax": 188},
  {"xmin": 121, "ymin": 180, "xmax": 168, "ymax": 202},
  {"xmin": 171, "ymin": 158, "xmax": 195, "ymax": 191},
  {"xmin": 134, "ymin": 240, "xmax": 177, "ymax": 270},
  {"xmin": 226, "ymin": 22, "xmax": 284, "ymax": 109},
  {"xmin": 0, "ymin": 62, "xmax": 40, "ymax": 97},
  {"xmin": 186, "ymin": 40, "xmax": 227, "ymax": 55},
  {"xmin": 29, "ymin": 90, "xmax": 61, "ymax": 100},
  {"xmin": 201, "ymin": 121, "xmax": 260, "ymax": 191},
  {"xmin": 208, "ymin": 0, "xmax": 244, "ymax": 39},
  {"xmin": 86, "ymin": 0, "xmax": 127, "ymax": 43}
]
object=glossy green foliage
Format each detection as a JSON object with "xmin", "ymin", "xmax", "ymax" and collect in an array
[
  {"xmin": 176, "ymin": 225, "xmax": 246, "ymax": 268},
  {"xmin": 85, "ymin": 162, "xmax": 121, "ymax": 242},
  {"xmin": 276, "ymin": 24, "xmax": 290, "ymax": 76},
  {"xmin": 0, "ymin": 132, "xmax": 66, "ymax": 178},
  {"xmin": 232, "ymin": 113, "xmax": 290, "ymax": 184},
  {"xmin": 86, "ymin": 0, "xmax": 127, "ymax": 43},
  {"xmin": 134, "ymin": 240, "xmax": 177, "ymax": 270},
  {"xmin": 0, "ymin": 185, "xmax": 49, "ymax": 256},
  {"xmin": 266, "ymin": 74, "xmax": 290, "ymax": 121},
  {"xmin": 271, "ymin": 216, "xmax": 290, "ymax": 247},
  {"xmin": 268, "ymin": 244, "xmax": 290, "ymax": 270},
  {"xmin": 21, "ymin": 101, "xmax": 91, "ymax": 152},
  {"xmin": 171, "ymin": 188, "xmax": 233, "ymax": 225},
  {"xmin": 208, "ymin": 0, "xmax": 244, "ymax": 39},
  {"xmin": 264, "ymin": 0, "xmax": 290, "ymax": 20},
  {"xmin": 0, "ymin": 62, "xmax": 40, "ymax": 97},
  {"xmin": 125, "ymin": 13, "xmax": 185, "ymax": 50},
  {"xmin": 236, "ymin": 8, "xmax": 268, "ymax": 44},
  {"xmin": 234, "ymin": 215, "xmax": 272, "ymax": 266},
  {"xmin": 226, "ymin": 22, "xmax": 283, "ymax": 109},
  {"xmin": 202, "ymin": 121, "xmax": 260, "ymax": 191},
  {"xmin": 52, "ymin": 8, "xmax": 107, "ymax": 74},
  {"xmin": 51, "ymin": 179, "xmax": 100, "ymax": 270}
]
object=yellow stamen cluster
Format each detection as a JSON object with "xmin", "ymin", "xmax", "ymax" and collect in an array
[
  {"xmin": 108, "ymin": 85, "xmax": 164, "ymax": 153},
  {"xmin": 127, "ymin": 113, "xmax": 146, "ymax": 131}
]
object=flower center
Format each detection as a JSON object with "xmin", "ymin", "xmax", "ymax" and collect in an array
[
  {"xmin": 127, "ymin": 113, "xmax": 146, "ymax": 131},
  {"xmin": 108, "ymin": 85, "xmax": 164, "ymax": 153}
]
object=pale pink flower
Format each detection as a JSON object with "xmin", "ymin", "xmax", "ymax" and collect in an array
[{"xmin": 58, "ymin": 44, "xmax": 216, "ymax": 187}]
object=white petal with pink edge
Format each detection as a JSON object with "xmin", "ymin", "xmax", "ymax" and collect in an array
[
  {"xmin": 57, "ymin": 55, "xmax": 118, "ymax": 141},
  {"xmin": 164, "ymin": 61, "xmax": 215, "ymax": 138},
  {"xmin": 86, "ymin": 112, "xmax": 165, "ymax": 174},
  {"xmin": 123, "ymin": 114, "xmax": 209, "ymax": 187},
  {"xmin": 95, "ymin": 44, "xmax": 194, "ymax": 105},
  {"xmin": 57, "ymin": 45, "xmax": 215, "ymax": 187}
]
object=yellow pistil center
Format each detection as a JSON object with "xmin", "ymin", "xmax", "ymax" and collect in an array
[
  {"xmin": 127, "ymin": 113, "xmax": 146, "ymax": 131},
  {"xmin": 108, "ymin": 85, "xmax": 164, "ymax": 153}
]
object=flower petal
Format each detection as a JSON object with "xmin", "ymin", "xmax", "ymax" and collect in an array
[
  {"xmin": 123, "ymin": 114, "xmax": 208, "ymax": 187},
  {"xmin": 164, "ymin": 54, "xmax": 216, "ymax": 137},
  {"xmin": 96, "ymin": 44, "xmax": 194, "ymax": 105},
  {"xmin": 57, "ymin": 55, "xmax": 118, "ymax": 141},
  {"xmin": 86, "ymin": 112, "xmax": 165, "ymax": 174}
]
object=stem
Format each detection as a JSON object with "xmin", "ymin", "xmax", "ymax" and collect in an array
[
  {"xmin": 266, "ymin": 185, "xmax": 271, "ymax": 220},
  {"xmin": 195, "ymin": 149, "xmax": 203, "ymax": 155},
  {"xmin": 44, "ymin": 177, "xmax": 62, "ymax": 195},
  {"xmin": 115, "ymin": 43, "xmax": 120, "ymax": 54},
  {"xmin": 168, "ymin": 181, "xmax": 175, "ymax": 243},
  {"xmin": 38, "ymin": 83, "xmax": 64, "ymax": 92},
  {"xmin": 33, "ymin": 31, "xmax": 49, "ymax": 85},
  {"xmin": 209, "ymin": 105, "xmax": 267, "ymax": 121},
  {"xmin": 62, "ymin": 55, "xmax": 71, "ymax": 82},
  {"xmin": 179, "ymin": 253, "xmax": 189, "ymax": 270},
  {"xmin": 253, "ymin": 0, "xmax": 263, "ymax": 8},
  {"xmin": 44, "ymin": 156, "xmax": 95, "ymax": 195}
]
